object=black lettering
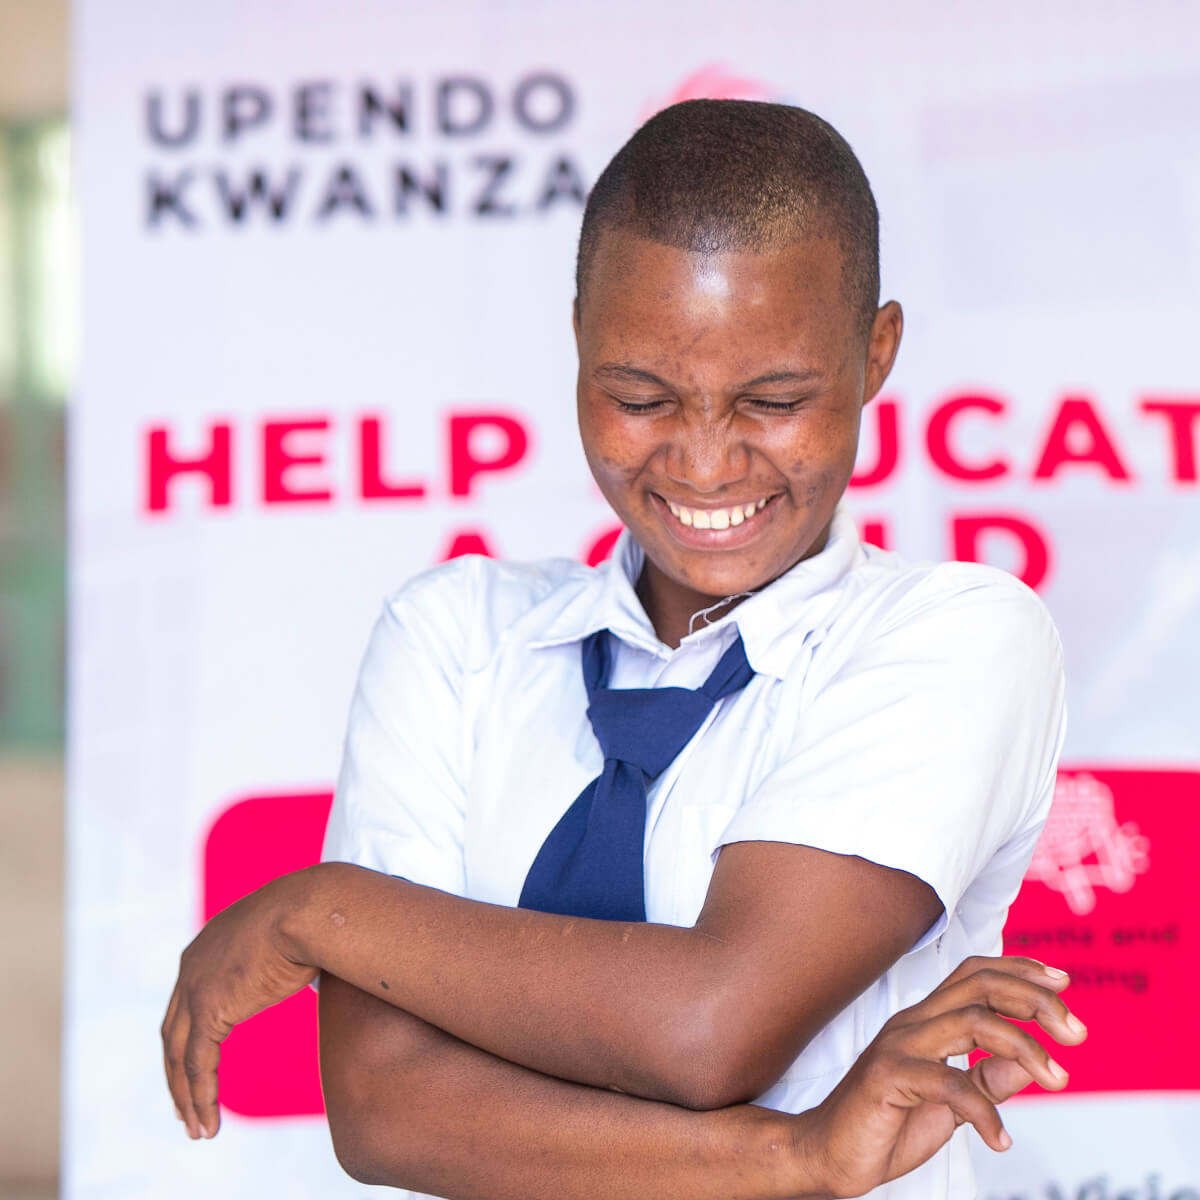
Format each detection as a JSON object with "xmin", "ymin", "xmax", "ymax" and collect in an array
[
  {"xmin": 222, "ymin": 85, "xmax": 273, "ymax": 142},
  {"xmin": 358, "ymin": 81, "xmax": 413, "ymax": 136},
  {"xmin": 294, "ymin": 81, "xmax": 334, "ymax": 142},
  {"xmin": 394, "ymin": 163, "xmax": 448, "ymax": 215},
  {"xmin": 472, "ymin": 155, "xmax": 516, "ymax": 216},
  {"xmin": 145, "ymin": 89, "xmax": 201, "ymax": 148},
  {"xmin": 315, "ymin": 163, "xmax": 375, "ymax": 221},
  {"xmin": 513, "ymin": 73, "xmax": 574, "ymax": 133},
  {"xmin": 214, "ymin": 167, "xmax": 301, "ymax": 222},
  {"xmin": 146, "ymin": 170, "xmax": 198, "ymax": 228},
  {"xmin": 437, "ymin": 76, "xmax": 493, "ymax": 136},
  {"xmin": 536, "ymin": 154, "xmax": 587, "ymax": 210}
]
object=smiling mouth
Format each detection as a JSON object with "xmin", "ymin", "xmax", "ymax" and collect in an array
[{"xmin": 663, "ymin": 496, "xmax": 771, "ymax": 530}]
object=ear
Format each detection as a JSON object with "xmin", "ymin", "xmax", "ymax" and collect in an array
[
  {"xmin": 572, "ymin": 296, "xmax": 581, "ymax": 346},
  {"xmin": 863, "ymin": 300, "xmax": 903, "ymax": 403}
]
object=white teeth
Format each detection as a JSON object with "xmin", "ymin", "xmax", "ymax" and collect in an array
[{"xmin": 665, "ymin": 497, "xmax": 771, "ymax": 531}]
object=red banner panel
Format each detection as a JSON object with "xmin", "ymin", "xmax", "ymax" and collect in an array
[
  {"xmin": 203, "ymin": 791, "xmax": 333, "ymax": 1118},
  {"xmin": 1001, "ymin": 768, "xmax": 1198, "ymax": 1096},
  {"xmin": 203, "ymin": 769, "xmax": 1198, "ymax": 1119}
]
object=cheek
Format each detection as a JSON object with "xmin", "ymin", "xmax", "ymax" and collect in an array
[
  {"xmin": 795, "ymin": 468, "xmax": 839, "ymax": 509},
  {"xmin": 781, "ymin": 414, "xmax": 859, "ymax": 486},
  {"xmin": 581, "ymin": 410, "xmax": 656, "ymax": 482}
]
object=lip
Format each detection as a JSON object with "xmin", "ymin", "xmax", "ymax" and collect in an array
[{"xmin": 651, "ymin": 492, "xmax": 781, "ymax": 550}]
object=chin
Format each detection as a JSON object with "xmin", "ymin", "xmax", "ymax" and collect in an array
[{"xmin": 663, "ymin": 552, "xmax": 784, "ymax": 602}]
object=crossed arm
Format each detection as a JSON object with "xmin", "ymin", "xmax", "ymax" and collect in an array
[
  {"xmin": 289, "ymin": 839, "xmax": 942, "ymax": 1108},
  {"xmin": 163, "ymin": 835, "xmax": 1086, "ymax": 1195},
  {"xmin": 314, "ymin": 958, "xmax": 1084, "ymax": 1199},
  {"xmin": 168, "ymin": 836, "xmax": 941, "ymax": 1114}
]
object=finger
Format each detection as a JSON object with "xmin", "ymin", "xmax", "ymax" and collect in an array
[
  {"xmin": 970, "ymin": 1054, "xmax": 1037, "ymax": 1105},
  {"xmin": 161, "ymin": 988, "xmax": 203, "ymax": 1139},
  {"xmin": 903, "ymin": 1006, "xmax": 1071, "ymax": 1093},
  {"xmin": 895, "ymin": 1058, "xmax": 1010, "ymax": 1153},
  {"xmin": 938, "ymin": 955, "xmax": 1069, "ymax": 996},
  {"xmin": 898, "ymin": 966, "xmax": 1086, "ymax": 1048},
  {"xmin": 183, "ymin": 1013, "xmax": 225, "ymax": 1139}
]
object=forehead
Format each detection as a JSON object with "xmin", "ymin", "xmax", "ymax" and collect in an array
[{"xmin": 578, "ymin": 229, "xmax": 856, "ymax": 368}]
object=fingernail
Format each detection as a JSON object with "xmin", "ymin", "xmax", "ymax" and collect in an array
[
  {"xmin": 1043, "ymin": 966, "xmax": 1069, "ymax": 980},
  {"xmin": 998, "ymin": 1128, "xmax": 1012, "ymax": 1151},
  {"xmin": 1047, "ymin": 1058, "xmax": 1069, "ymax": 1083},
  {"xmin": 1066, "ymin": 1013, "xmax": 1087, "ymax": 1036}
]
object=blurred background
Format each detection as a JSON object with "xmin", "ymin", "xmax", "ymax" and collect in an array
[
  {"xmin": 3, "ymin": 2, "xmax": 1199, "ymax": 1198},
  {"xmin": 0, "ymin": 1, "xmax": 69, "ymax": 1198}
]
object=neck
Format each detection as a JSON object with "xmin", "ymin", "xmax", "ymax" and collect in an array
[{"xmin": 635, "ymin": 565, "xmax": 751, "ymax": 650}]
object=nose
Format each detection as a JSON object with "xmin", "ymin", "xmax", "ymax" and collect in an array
[{"xmin": 662, "ymin": 415, "xmax": 751, "ymax": 496}]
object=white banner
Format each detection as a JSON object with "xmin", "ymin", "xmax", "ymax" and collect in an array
[{"xmin": 69, "ymin": 2, "xmax": 1200, "ymax": 1196}]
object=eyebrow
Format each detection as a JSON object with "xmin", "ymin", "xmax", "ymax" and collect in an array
[{"xmin": 593, "ymin": 364, "xmax": 823, "ymax": 389}]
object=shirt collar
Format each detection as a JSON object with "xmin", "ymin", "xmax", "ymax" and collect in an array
[{"xmin": 528, "ymin": 508, "xmax": 862, "ymax": 677}]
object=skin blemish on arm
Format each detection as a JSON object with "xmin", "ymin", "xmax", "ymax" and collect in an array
[
  {"xmin": 330, "ymin": 911, "xmax": 346, "ymax": 928},
  {"xmin": 380, "ymin": 980, "xmax": 389, "ymax": 990}
]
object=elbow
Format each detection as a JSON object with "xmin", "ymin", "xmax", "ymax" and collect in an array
[
  {"xmin": 321, "ymin": 1026, "xmax": 430, "ymax": 1188},
  {"xmin": 643, "ymin": 1000, "xmax": 791, "ymax": 1111},
  {"xmin": 661, "ymin": 1059, "xmax": 777, "ymax": 1112},
  {"xmin": 327, "ymin": 1118, "xmax": 381, "ymax": 1186},
  {"xmin": 323, "ymin": 1070, "xmax": 395, "ymax": 1185}
]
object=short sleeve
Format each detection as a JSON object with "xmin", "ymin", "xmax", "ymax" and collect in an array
[
  {"xmin": 321, "ymin": 561, "xmax": 476, "ymax": 896},
  {"xmin": 719, "ymin": 565, "xmax": 1066, "ymax": 947}
]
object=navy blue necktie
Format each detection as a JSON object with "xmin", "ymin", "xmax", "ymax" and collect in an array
[{"xmin": 519, "ymin": 630, "xmax": 755, "ymax": 922}]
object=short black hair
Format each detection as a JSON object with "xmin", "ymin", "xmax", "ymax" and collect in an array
[{"xmin": 576, "ymin": 99, "xmax": 880, "ymax": 339}]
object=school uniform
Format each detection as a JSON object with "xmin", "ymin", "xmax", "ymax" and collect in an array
[{"xmin": 323, "ymin": 508, "xmax": 1067, "ymax": 1200}]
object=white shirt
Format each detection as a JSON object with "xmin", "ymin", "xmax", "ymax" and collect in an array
[{"xmin": 323, "ymin": 509, "xmax": 1067, "ymax": 1200}]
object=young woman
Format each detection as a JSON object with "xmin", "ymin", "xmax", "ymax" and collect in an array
[{"xmin": 163, "ymin": 100, "xmax": 1076, "ymax": 1198}]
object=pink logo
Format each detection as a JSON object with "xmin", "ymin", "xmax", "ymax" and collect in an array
[
  {"xmin": 1025, "ymin": 772, "xmax": 1150, "ymax": 915},
  {"xmin": 640, "ymin": 65, "xmax": 778, "ymax": 123}
]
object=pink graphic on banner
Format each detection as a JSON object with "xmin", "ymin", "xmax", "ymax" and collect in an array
[
  {"xmin": 1025, "ymin": 773, "xmax": 1150, "ymax": 916},
  {"xmin": 640, "ymin": 64, "xmax": 777, "ymax": 122}
]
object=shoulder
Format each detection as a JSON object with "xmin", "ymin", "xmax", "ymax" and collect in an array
[
  {"xmin": 835, "ymin": 549, "xmax": 1063, "ymax": 674},
  {"xmin": 381, "ymin": 553, "xmax": 597, "ymax": 663}
]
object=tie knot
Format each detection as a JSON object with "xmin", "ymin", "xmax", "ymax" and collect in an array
[
  {"xmin": 580, "ymin": 630, "xmax": 757, "ymax": 779},
  {"xmin": 586, "ymin": 687, "xmax": 714, "ymax": 778}
]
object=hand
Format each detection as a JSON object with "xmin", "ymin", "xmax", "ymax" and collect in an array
[
  {"xmin": 161, "ymin": 870, "xmax": 318, "ymax": 1139},
  {"xmin": 794, "ymin": 955, "xmax": 1087, "ymax": 1198}
]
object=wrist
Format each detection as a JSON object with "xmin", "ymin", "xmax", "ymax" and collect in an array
[
  {"xmin": 273, "ymin": 861, "xmax": 344, "ymax": 967},
  {"xmin": 771, "ymin": 1108, "xmax": 835, "ymax": 1200},
  {"xmin": 731, "ymin": 1108, "xmax": 832, "ymax": 1200}
]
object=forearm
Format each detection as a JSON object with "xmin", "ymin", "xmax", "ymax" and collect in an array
[
  {"xmin": 319, "ymin": 972, "xmax": 824, "ymax": 1200},
  {"xmin": 291, "ymin": 862, "xmax": 723, "ymax": 1102}
]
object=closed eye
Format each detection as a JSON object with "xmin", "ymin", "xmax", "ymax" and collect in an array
[
  {"xmin": 747, "ymin": 396, "xmax": 808, "ymax": 412},
  {"xmin": 614, "ymin": 396, "xmax": 670, "ymax": 413}
]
